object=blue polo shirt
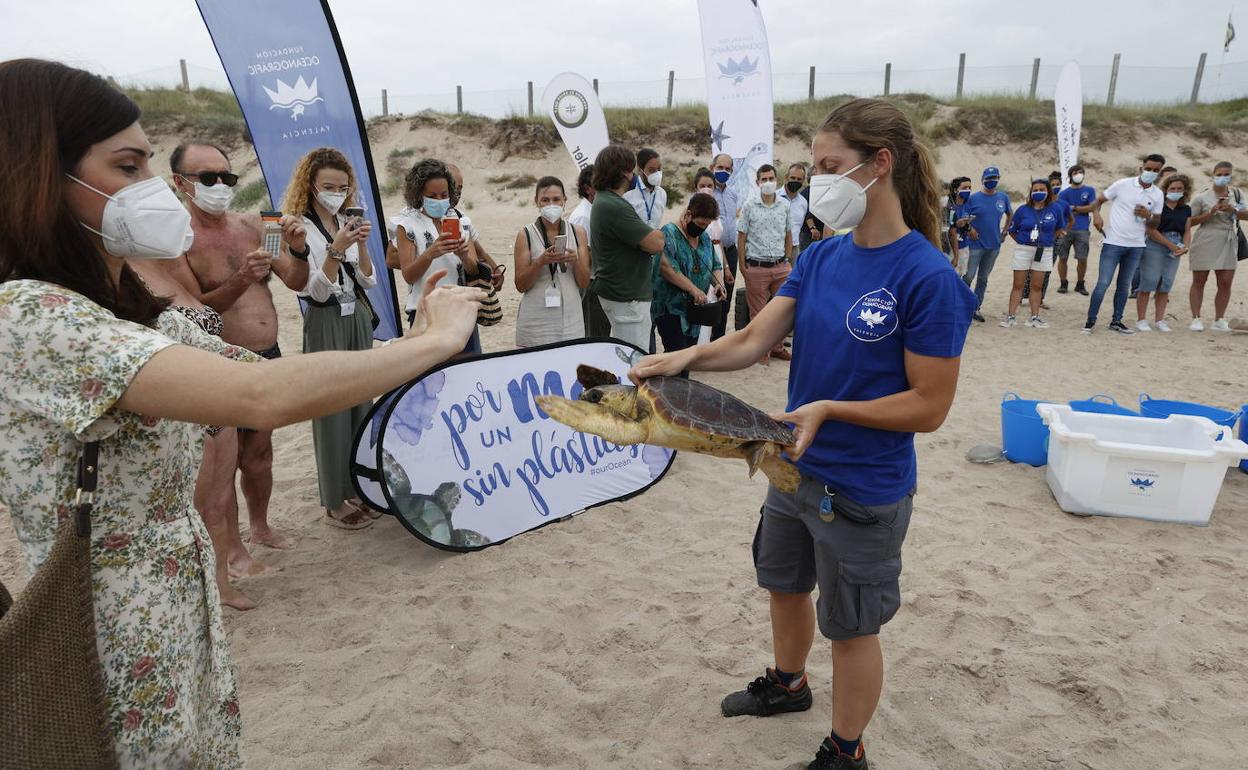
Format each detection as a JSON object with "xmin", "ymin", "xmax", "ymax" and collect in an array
[
  {"xmin": 1058, "ymin": 185, "xmax": 1097, "ymax": 231},
  {"xmin": 776, "ymin": 231, "xmax": 976, "ymax": 505},
  {"xmin": 964, "ymin": 191, "xmax": 1012, "ymax": 249},
  {"xmin": 1009, "ymin": 203, "xmax": 1066, "ymax": 247}
]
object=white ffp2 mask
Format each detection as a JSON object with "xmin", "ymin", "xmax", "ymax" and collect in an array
[
  {"xmin": 807, "ymin": 162, "xmax": 879, "ymax": 231},
  {"xmin": 67, "ymin": 174, "xmax": 194, "ymax": 260},
  {"xmin": 190, "ymin": 181, "xmax": 235, "ymax": 215}
]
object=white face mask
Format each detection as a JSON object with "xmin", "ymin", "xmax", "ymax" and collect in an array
[
  {"xmin": 317, "ymin": 190, "xmax": 348, "ymax": 213},
  {"xmin": 1071, "ymin": 174, "xmax": 1085, "ymax": 184},
  {"xmin": 645, "ymin": 170, "xmax": 663, "ymax": 188},
  {"xmin": 539, "ymin": 204, "xmax": 563, "ymax": 224},
  {"xmin": 67, "ymin": 174, "xmax": 194, "ymax": 260},
  {"xmin": 190, "ymin": 181, "xmax": 235, "ymax": 216},
  {"xmin": 807, "ymin": 162, "xmax": 880, "ymax": 231},
  {"xmin": 759, "ymin": 181, "xmax": 777, "ymax": 196}
]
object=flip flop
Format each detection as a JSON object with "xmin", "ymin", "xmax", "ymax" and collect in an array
[{"xmin": 324, "ymin": 508, "xmax": 374, "ymax": 530}]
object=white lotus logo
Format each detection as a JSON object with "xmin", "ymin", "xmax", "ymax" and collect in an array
[
  {"xmin": 858, "ymin": 309, "xmax": 888, "ymax": 328},
  {"xmin": 263, "ymin": 76, "xmax": 323, "ymax": 121}
]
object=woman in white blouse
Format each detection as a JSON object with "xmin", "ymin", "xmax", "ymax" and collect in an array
[
  {"xmin": 281, "ymin": 147, "xmax": 377, "ymax": 530},
  {"xmin": 512, "ymin": 176, "xmax": 590, "ymax": 347}
]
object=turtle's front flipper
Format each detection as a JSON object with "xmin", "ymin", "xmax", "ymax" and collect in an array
[{"xmin": 535, "ymin": 396, "xmax": 649, "ymax": 445}]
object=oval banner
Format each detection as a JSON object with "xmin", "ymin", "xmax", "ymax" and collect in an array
[{"xmin": 353, "ymin": 339, "xmax": 675, "ymax": 552}]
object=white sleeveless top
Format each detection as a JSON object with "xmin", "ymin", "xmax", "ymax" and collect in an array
[{"xmin": 515, "ymin": 220, "xmax": 584, "ymax": 347}]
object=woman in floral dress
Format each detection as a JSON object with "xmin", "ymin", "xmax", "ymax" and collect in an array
[{"xmin": 0, "ymin": 60, "xmax": 484, "ymax": 768}]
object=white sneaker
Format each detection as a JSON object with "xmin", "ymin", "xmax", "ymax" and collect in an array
[
  {"xmin": 1135, "ymin": 320, "xmax": 1152, "ymax": 332},
  {"xmin": 1028, "ymin": 315, "xmax": 1049, "ymax": 329},
  {"xmin": 1212, "ymin": 319, "xmax": 1231, "ymax": 332},
  {"xmin": 999, "ymin": 315, "xmax": 1016, "ymax": 328},
  {"xmin": 1190, "ymin": 318, "xmax": 1205, "ymax": 331},
  {"xmin": 1155, "ymin": 320, "xmax": 1173, "ymax": 332}
]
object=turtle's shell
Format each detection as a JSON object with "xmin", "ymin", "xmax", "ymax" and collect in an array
[{"xmin": 639, "ymin": 376, "xmax": 794, "ymax": 445}]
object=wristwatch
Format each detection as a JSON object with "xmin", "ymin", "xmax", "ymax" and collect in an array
[{"xmin": 326, "ymin": 246, "xmax": 346, "ymax": 262}]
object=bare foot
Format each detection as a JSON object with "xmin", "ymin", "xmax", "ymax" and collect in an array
[
  {"xmin": 227, "ymin": 552, "xmax": 278, "ymax": 579},
  {"xmin": 218, "ymin": 582, "xmax": 258, "ymax": 611},
  {"xmin": 248, "ymin": 527, "xmax": 295, "ymax": 550}
]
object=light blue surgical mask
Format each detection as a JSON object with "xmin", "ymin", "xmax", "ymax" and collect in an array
[
  {"xmin": 1031, "ymin": 191, "xmax": 1048, "ymax": 203},
  {"xmin": 1166, "ymin": 191, "xmax": 1184, "ymax": 201},
  {"xmin": 1214, "ymin": 174, "xmax": 1232, "ymax": 187},
  {"xmin": 1140, "ymin": 170, "xmax": 1160, "ymax": 185},
  {"xmin": 422, "ymin": 197, "xmax": 451, "ymax": 218}
]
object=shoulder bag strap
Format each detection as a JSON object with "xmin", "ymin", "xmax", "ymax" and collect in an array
[{"xmin": 75, "ymin": 442, "xmax": 100, "ymax": 537}]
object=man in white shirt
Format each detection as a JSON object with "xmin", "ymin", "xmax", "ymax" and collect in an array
[
  {"xmin": 1083, "ymin": 153, "xmax": 1167, "ymax": 335},
  {"xmin": 737, "ymin": 164, "xmax": 792, "ymax": 362},
  {"xmin": 780, "ymin": 162, "xmax": 809, "ymax": 256},
  {"xmin": 623, "ymin": 147, "xmax": 666, "ymax": 229}
]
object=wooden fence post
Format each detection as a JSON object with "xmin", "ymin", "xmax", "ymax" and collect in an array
[
  {"xmin": 1029, "ymin": 58, "xmax": 1040, "ymax": 99},
  {"xmin": 381, "ymin": 89, "xmax": 388, "ymax": 117},
  {"xmin": 179, "ymin": 59, "xmax": 190, "ymax": 92},
  {"xmin": 456, "ymin": 85, "xmax": 463, "ymax": 114},
  {"xmin": 957, "ymin": 53, "xmax": 966, "ymax": 98},
  {"xmin": 527, "ymin": 81, "xmax": 534, "ymax": 116},
  {"xmin": 1107, "ymin": 53, "xmax": 1121, "ymax": 106},
  {"xmin": 667, "ymin": 70, "xmax": 675, "ymax": 108},
  {"xmin": 1191, "ymin": 52, "xmax": 1208, "ymax": 104},
  {"xmin": 808, "ymin": 66, "xmax": 816, "ymax": 102},
  {"xmin": 883, "ymin": 63, "xmax": 891, "ymax": 96}
]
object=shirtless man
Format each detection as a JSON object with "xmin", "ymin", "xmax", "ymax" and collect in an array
[{"xmin": 171, "ymin": 141, "xmax": 310, "ymax": 570}]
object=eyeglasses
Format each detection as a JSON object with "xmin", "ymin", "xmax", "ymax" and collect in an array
[{"xmin": 179, "ymin": 171, "xmax": 239, "ymax": 187}]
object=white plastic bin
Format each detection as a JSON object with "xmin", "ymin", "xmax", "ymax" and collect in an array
[{"xmin": 1036, "ymin": 404, "xmax": 1248, "ymax": 526}]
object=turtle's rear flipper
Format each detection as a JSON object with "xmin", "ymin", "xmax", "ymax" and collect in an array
[
  {"xmin": 742, "ymin": 442, "xmax": 801, "ymax": 493},
  {"xmin": 535, "ymin": 395, "xmax": 648, "ymax": 445}
]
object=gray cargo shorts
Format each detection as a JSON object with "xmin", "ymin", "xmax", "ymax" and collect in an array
[
  {"xmin": 752, "ymin": 475, "xmax": 914, "ymax": 641},
  {"xmin": 1054, "ymin": 229, "xmax": 1090, "ymax": 261}
]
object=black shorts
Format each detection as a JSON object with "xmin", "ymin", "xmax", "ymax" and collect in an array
[
  {"xmin": 239, "ymin": 343, "xmax": 282, "ymax": 434},
  {"xmin": 752, "ymin": 475, "xmax": 914, "ymax": 640}
]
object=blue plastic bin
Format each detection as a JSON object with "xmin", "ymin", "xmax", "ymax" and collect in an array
[
  {"xmin": 1138, "ymin": 394, "xmax": 1239, "ymax": 427},
  {"xmin": 1001, "ymin": 392, "xmax": 1053, "ymax": 466},
  {"xmin": 1239, "ymin": 405, "xmax": 1247, "ymax": 473},
  {"xmin": 1069, "ymin": 394, "xmax": 1137, "ymax": 417}
]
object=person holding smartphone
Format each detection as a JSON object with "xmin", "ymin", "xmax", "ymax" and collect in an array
[
  {"xmin": 1186, "ymin": 161, "xmax": 1245, "ymax": 331},
  {"xmin": 512, "ymin": 175, "xmax": 590, "ymax": 347},
  {"xmin": 630, "ymin": 98, "xmax": 975, "ymax": 770},
  {"xmin": 392, "ymin": 159, "xmax": 479, "ymax": 337},
  {"xmin": 282, "ymin": 147, "xmax": 379, "ymax": 530}
]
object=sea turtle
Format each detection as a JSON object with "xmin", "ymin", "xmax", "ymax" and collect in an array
[
  {"xmin": 381, "ymin": 454, "xmax": 491, "ymax": 548},
  {"xmin": 534, "ymin": 365, "xmax": 801, "ymax": 492}
]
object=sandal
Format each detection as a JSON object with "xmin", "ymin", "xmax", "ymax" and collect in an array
[
  {"xmin": 348, "ymin": 498, "xmax": 383, "ymax": 520},
  {"xmin": 324, "ymin": 507, "xmax": 374, "ymax": 530}
]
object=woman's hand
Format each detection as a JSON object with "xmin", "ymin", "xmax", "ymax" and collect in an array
[
  {"xmin": 769, "ymin": 401, "xmax": 831, "ymax": 462},
  {"xmin": 352, "ymin": 218, "xmax": 372, "ymax": 243},
  {"xmin": 1171, "ymin": 244, "xmax": 1188, "ymax": 257},
  {"xmin": 424, "ymin": 232, "xmax": 462, "ymax": 261},
  {"xmin": 537, "ymin": 245, "xmax": 565, "ymax": 266},
  {"xmin": 629, "ymin": 349, "xmax": 697, "ymax": 384},
  {"xmin": 968, "ymin": 227, "xmax": 980, "ymax": 241}
]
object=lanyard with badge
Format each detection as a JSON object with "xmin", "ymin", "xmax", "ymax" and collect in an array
[
  {"xmin": 636, "ymin": 176, "xmax": 657, "ymax": 224},
  {"xmin": 535, "ymin": 219, "xmax": 567, "ymax": 308}
]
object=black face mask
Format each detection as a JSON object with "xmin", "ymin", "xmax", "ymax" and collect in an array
[
  {"xmin": 785, "ymin": 180, "xmax": 803, "ymax": 194},
  {"xmin": 685, "ymin": 220, "xmax": 706, "ymax": 238}
]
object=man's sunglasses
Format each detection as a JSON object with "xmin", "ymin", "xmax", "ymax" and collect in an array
[{"xmin": 179, "ymin": 171, "xmax": 239, "ymax": 187}]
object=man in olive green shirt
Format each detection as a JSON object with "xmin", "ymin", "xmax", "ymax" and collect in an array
[{"xmin": 588, "ymin": 145, "xmax": 666, "ymax": 350}]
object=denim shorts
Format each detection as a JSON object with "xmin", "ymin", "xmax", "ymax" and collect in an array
[
  {"xmin": 752, "ymin": 475, "xmax": 914, "ymax": 640},
  {"xmin": 1137, "ymin": 234, "xmax": 1183, "ymax": 293}
]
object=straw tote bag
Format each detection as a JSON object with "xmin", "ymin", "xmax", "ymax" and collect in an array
[{"xmin": 0, "ymin": 442, "xmax": 119, "ymax": 770}]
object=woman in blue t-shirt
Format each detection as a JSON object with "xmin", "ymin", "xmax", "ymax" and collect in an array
[
  {"xmin": 630, "ymin": 98, "xmax": 976, "ymax": 769},
  {"xmin": 1002, "ymin": 179, "xmax": 1067, "ymax": 329}
]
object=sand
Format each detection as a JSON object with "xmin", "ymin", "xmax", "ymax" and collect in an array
[{"xmin": 4, "ymin": 121, "xmax": 1248, "ymax": 769}]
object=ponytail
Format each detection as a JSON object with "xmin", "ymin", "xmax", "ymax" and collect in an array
[{"xmin": 818, "ymin": 98, "xmax": 943, "ymax": 248}]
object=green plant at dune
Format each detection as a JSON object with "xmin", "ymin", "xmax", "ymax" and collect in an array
[{"xmin": 230, "ymin": 179, "xmax": 270, "ymax": 212}]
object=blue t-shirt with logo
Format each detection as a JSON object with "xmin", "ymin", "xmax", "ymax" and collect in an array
[
  {"xmin": 1058, "ymin": 185, "xmax": 1097, "ymax": 231},
  {"xmin": 1009, "ymin": 203, "xmax": 1066, "ymax": 247},
  {"xmin": 776, "ymin": 231, "xmax": 976, "ymax": 505},
  {"xmin": 964, "ymin": 191, "xmax": 1012, "ymax": 249}
]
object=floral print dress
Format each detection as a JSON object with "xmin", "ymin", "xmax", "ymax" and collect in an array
[{"xmin": 0, "ymin": 280, "xmax": 259, "ymax": 769}]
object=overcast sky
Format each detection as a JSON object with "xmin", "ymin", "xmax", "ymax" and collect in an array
[{"xmin": 2, "ymin": 0, "xmax": 1241, "ymax": 97}]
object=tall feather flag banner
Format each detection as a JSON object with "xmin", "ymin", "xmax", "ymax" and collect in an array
[
  {"xmin": 1054, "ymin": 63, "xmax": 1083, "ymax": 188},
  {"xmin": 697, "ymin": 0, "xmax": 775, "ymax": 203},
  {"xmin": 194, "ymin": 0, "xmax": 401, "ymax": 339}
]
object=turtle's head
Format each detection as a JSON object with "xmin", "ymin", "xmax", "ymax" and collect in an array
[{"xmin": 580, "ymin": 384, "xmax": 636, "ymax": 416}]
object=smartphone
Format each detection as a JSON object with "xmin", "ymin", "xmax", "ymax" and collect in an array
[
  {"xmin": 343, "ymin": 206, "xmax": 365, "ymax": 231},
  {"xmin": 552, "ymin": 234, "xmax": 568, "ymax": 254},
  {"xmin": 260, "ymin": 210, "xmax": 282, "ymax": 257},
  {"xmin": 441, "ymin": 217, "xmax": 462, "ymax": 241}
]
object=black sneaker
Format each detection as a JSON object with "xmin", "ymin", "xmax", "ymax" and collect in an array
[
  {"xmin": 805, "ymin": 737, "xmax": 868, "ymax": 769},
  {"xmin": 1075, "ymin": 282, "xmax": 1089, "ymax": 295},
  {"xmin": 972, "ymin": 311, "xmax": 986, "ymax": 323},
  {"xmin": 1082, "ymin": 320, "xmax": 1095, "ymax": 335},
  {"xmin": 1108, "ymin": 320, "xmax": 1135, "ymax": 335},
  {"xmin": 720, "ymin": 668, "xmax": 812, "ymax": 717},
  {"xmin": 1057, "ymin": 281, "xmax": 1069, "ymax": 294}
]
